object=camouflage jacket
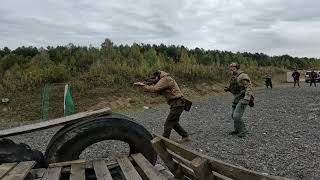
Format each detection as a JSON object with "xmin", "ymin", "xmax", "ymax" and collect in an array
[{"xmin": 227, "ymin": 70, "xmax": 253, "ymax": 104}]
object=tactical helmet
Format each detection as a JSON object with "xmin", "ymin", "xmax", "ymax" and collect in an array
[
  {"xmin": 229, "ymin": 62, "xmax": 240, "ymax": 69},
  {"xmin": 153, "ymin": 70, "xmax": 161, "ymax": 77}
]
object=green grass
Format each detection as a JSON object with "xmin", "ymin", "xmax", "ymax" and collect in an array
[{"xmin": 0, "ymin": 68, "xmax": 286, "ymax": 122}]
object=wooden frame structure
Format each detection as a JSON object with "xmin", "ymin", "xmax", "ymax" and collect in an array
[
  {"xmin": 0, "ymin": 153, "xmax": 170, "ymax": 180},
  {"xmin": 151, "ymin": 134, "xmax": 291, "ymax": 180},
  {"xmin": 0, "ymin": 134, "xmax": 293, "ymax": 180}
]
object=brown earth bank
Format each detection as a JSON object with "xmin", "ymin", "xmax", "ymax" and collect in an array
[{"xmin": 0, "ymin": 73, "xmax": 286, "ymax": 123}]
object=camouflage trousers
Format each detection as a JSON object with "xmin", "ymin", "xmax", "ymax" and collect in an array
[
  {"xmin": 163, "ymin": 106, "xmax": 188, "ymax": 138},
  {"xmin": 232, "ymin": 102, "xmax": 248, "ymax": 135}
]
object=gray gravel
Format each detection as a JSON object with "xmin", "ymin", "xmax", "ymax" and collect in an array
[{"xmin": 4, "ymin": 83, "xmax": 320, "ymax": 180}]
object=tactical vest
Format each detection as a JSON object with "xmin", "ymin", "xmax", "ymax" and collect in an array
[{"xmin": 229, "ymin": 73, "xmax": 246, "ymax": 95}]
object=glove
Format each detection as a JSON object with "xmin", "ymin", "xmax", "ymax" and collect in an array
[
  {"xmin": 240, "ymin": 99, "xmax": 250, "ymax": 105},
  {"xmin": 224, "ymin": 87, "xmax": 230, "ymax": 92}
]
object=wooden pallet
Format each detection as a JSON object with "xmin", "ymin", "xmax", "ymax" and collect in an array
[
  {"xmin": 0, "ymin": 153, "xmax": 169, "ymax": 180},
  {"xmin": 0, "ymin": 135, "xmax": 293, "ymax": 180},
  {"xmin": 151, "ymin": 134, "xmax": 291, "ymax": 180}
]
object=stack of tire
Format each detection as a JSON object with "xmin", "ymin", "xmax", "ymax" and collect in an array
[
  {"xmin": 0, "ymin": 113, "xmax": 157, "ymax": 168},
  {"xmin": 44, "ymin": 113, "xmax": 157, "ymax": 165}
]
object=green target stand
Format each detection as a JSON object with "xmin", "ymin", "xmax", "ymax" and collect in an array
[
  {"xmin": 42, "ymin": 83, "xmax": 75, "ymax": 120},
  {"xmin": 63, "ymin": 84, "xmax": 75, "ymax": 116}
]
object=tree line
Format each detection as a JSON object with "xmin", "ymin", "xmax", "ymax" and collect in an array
[{"xmin": 0, "ymin": 38, "xmax": 319, "ymax": 94}]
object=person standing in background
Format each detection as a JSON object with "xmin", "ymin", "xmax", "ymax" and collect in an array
[
  {"xmin": 309, "ymin": 70, "xmax": 317, "ymax": 87},
  {"xmin": 292, "ymin": 70, "xmax": 300, "ymax": 87},
  {"xmin": 264, "ymin": 74, "xmax": 273, "ymax": 88}
]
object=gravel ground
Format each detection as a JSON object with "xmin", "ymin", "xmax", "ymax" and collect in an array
[{"xmin": 3, "ymin": 83, "xmax": 320, "ymax": 179}]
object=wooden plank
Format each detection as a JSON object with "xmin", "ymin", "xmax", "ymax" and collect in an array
[
  {"xmin": 154, "ymin": 164, "xmax": 175, "ymax": 180},
  {"xmin": 0, "ymin": 107, "xmax": 111, "ymax": 138},
  {"xmin": 70, "ymin": 163, "xmax": 86, "ymax": 180},
  {"xmin": 0, "ymin": 163, "xmax": 16, "ymax": 178},
  {"xmin": 89, "ymin": 159, "xmax": 119, "ymax": 169},
  {"xmin": 151, "ymin": 137, "xmax": 184, "ymax": 179},
  {"xmin": 60, "ymin": 159, "xmax": 120, "ymax": 173},
  {"xmin": 49, "ymin": 159, "xmax": 86, "ymax": 167},
  {"xmin": 41, "ymin": 167, "xmax": 62, "ymax": 180},
  {"xmin": 29, "ymin": 168, "xmax": 46, "ymax": 179},
  {"xmin": 131, "ymin": 153, "xmax": 168, "ymax": 180},
  {"xmin": 169, "ymin": 152, "xmax": 196, "ymax": 179},
  {"xmin": 93, "ymin": 160, "xmax": 113, "ymax": 180},
  {"xmin": 212, "ymin": 172, "xmax": 234, "ymax": 180},
  {"xmin": 168, "ymin": 150, "xmax": 192, "ymax": 167},
  {"xmin": 191, "ymin": 157, "xmax": 214, "ymax": 180},
  {"xmin": 209, "ymin": 161, "xmax": 290, "ymax": 180},
  {"xmin": 172, "ymin": 159, "xmax": 195, "ymax": 180},
  {"xmin": 2, "ymin": 161, "xmax": 36, "ymax": 180},
  {"xmin": 154, "ymin": 135, "xmax": 289, "ymax": 180},
  {"xmin": 154, "ymin": 134, "xmax": 197, "ymax": 161},
  {"xmin": 117, "ymin": 157, "xmax": 142, "ymax": 180}
]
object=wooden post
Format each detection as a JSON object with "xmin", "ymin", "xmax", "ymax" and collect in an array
[
  {"xmin": 191, "ymin": 157, "xmax": 214, "ymax": 180},
  {"xmin": 151, "ymin": 137, "xmax": 184, "ymax": 179}
]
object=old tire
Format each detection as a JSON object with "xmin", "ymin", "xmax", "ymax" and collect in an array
[
  {"xmin": 45, "ymin": 114, "xmax": 157, "ymax": 165},
  {"xmin": 0, "ymin": 138, "xmax": 46, "ymax": 167}
]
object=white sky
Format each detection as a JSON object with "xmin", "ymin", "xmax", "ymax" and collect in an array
[{"xmin": 1, "ymin": 0, "xmax": 320, "ymax": 58}]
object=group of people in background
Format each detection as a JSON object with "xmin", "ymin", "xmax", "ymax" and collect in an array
[
  {"xmin": 291, "ymin": 69, "xmax": 318, "ymax": 87},
  {"xmin": 265, "ymin": 69, "xmax": 319, "ymax": 89}
]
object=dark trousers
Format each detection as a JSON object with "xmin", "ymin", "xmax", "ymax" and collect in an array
[
  {"xmin": 265, "ymin": 79, "xmax": 272, "ymax": 88},
  {"xmin": 294, "ymin": 79, "xmax": 299, "ymax": 87},
  {"xmin": 310, "ymin": 79, "xmax": 316, "ymax": 86},
  {"xmin": 162, "ymin": 106, "xmax": 188, "ymax": 138}
]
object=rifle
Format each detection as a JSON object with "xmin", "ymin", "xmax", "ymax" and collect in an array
[
  {"xmin": 144, "ymin": 76, "xmax": 159, "ymax": 85},
  {"xmin": 133, "ymin": 76, "xmax": 159, "ymax": 86}
]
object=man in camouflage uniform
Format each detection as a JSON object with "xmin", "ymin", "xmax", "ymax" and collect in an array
[
  {"xmin": 264, "ymin": 74, "xmax": 272, "ymax": 88},
  {"xmin": 224, "ymin": 63, "xmax": 253, "ymax": 138},
  {"xmin": 134, "ymin": 70, "xmax": 190, "ymax": 142}
]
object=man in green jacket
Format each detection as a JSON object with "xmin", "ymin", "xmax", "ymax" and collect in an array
[
  {"xmin": 224, "ymin": 62, "xmax": 253, "ymax": 138},
  {"xmin": 134, "ymin": 70, "xmax": 190, "ymax": 142}
]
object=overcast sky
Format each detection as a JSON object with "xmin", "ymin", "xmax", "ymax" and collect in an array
[{"xmin": 1, "ymin": 0, "xmax": 320, "ymax": 58}]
